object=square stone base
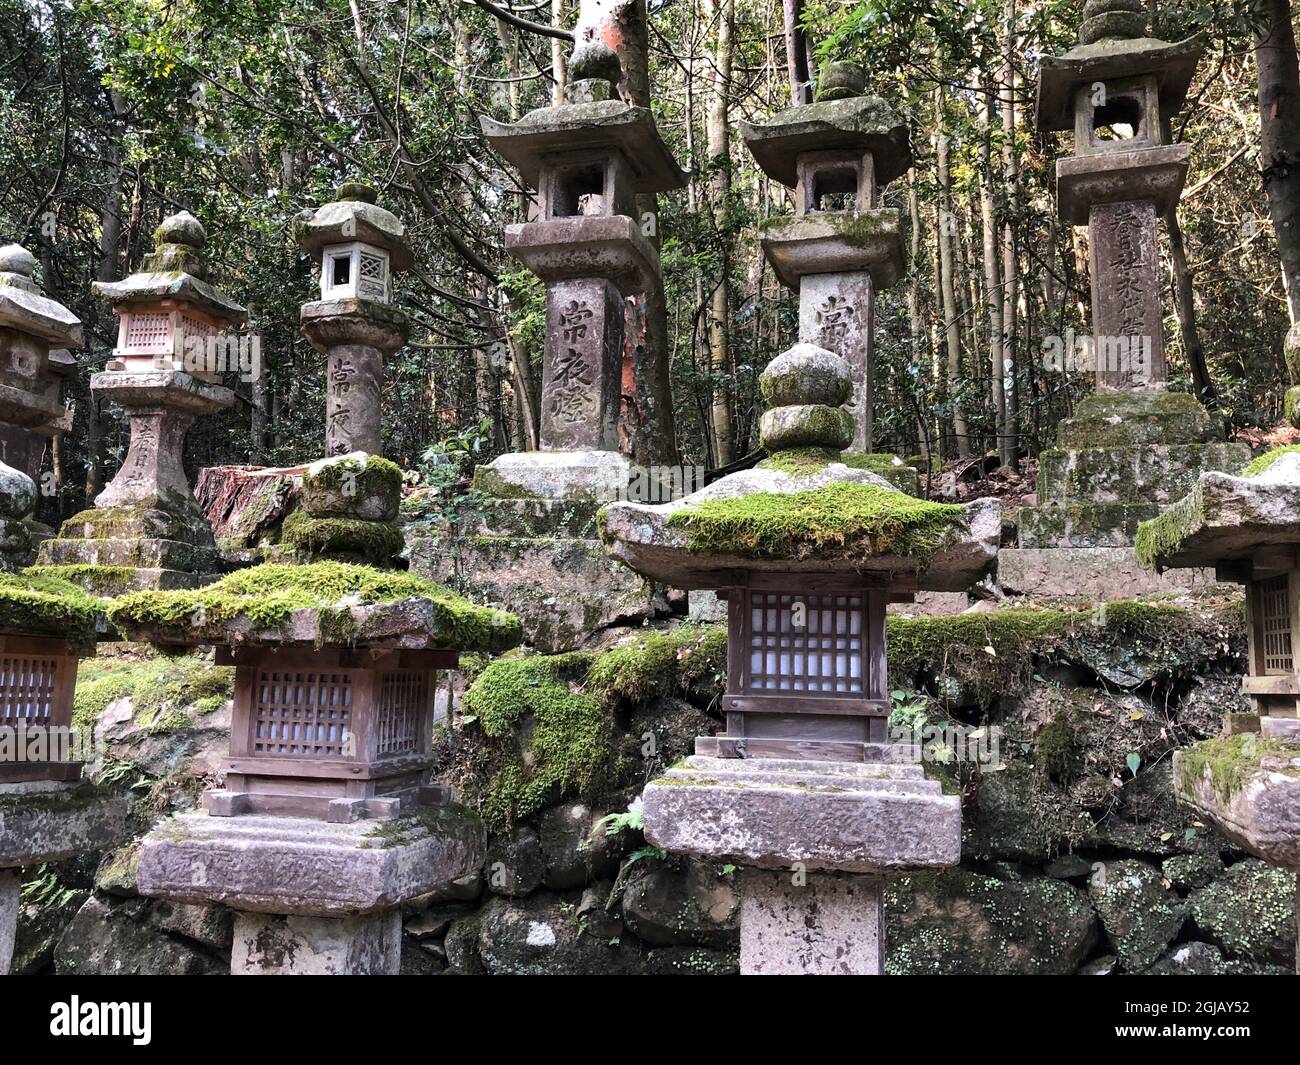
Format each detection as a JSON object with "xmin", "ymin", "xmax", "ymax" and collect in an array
[
  {"xmin": 232, "ymin": 910, "xmax": 402, "ymax": 975},
  {"xmin": 137, "ymin": 807, "xmax": 486, "ymax": 916},
  {"xmin": 740, "ymin": 870, "xmax": 883, "ymax": 975},
  {"xmin": 0, "ymin": 780, "xmax": 129, "ymax": 868},
  {"xmin": 473, "ymin": 450, "xmax": 632, "ymax": 502},
  {"xmin": 998, "ymin": 546, "xmax": 1216, "ymax": 599}
]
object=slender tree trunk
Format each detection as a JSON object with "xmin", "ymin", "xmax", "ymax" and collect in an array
[
  {"xmin": 1256, "ymin": 0, "xmax": 1300, "ymax": 332},
  {"xmin": 906, "ymin": 168, "xmax": 932, "ymax": 469},
  {"xmin": 552, "ymin": 0, "xmax": 568, "ymax": 104},
  {"xmin": 704, "ymin": 0, "xmax": 734, "ymax": 464},
  {"xmin": 935, "ymin": 87, "xmax": 971, "ymax": 458},
  {"xmin": 979, "ymin": 79, "xmax": 1004, "ymax": 459},
  {"xmin": 999, "ymin": 26, "xmax": 1020, "ymax": 468},
  {"xmin": 782, "ymin": 0, "xmax": 811, "ymax": 105},
  {"xmin": 1166, "ymin": 207, "xmax": 1217, "ymax": 403}
]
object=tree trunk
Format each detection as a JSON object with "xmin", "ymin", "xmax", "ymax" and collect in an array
[
  {"xmin": 1256, "ymin": 0, "xmax": 1300, "ymax": 331},
  {"xmin": 999, "ymin": 26, "xmax": 1019, "ymax": 468},
  {"xmin": 936, "ymin": 87, "xmax": 971, "ymax": 458},
  {"xmin": 979, "ymin": 79, "xmax": 1004, "ymax": 459},
  {"xmin": 1166, "ymin": 207, "xmax": 1217, "ymax": 403},
  {"xmin": 704, "ymin": 0, "xmax": 734, "ymax": 465},
  {"xmin": 782, "ymin": 0, "xmax": 811, "ymax": 105},
  {"xmin": 577, "ymin": 0, "xmax": 679, "ymax": 466}
]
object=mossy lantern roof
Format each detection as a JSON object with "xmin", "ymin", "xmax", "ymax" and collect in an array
[
  {"xmin": 0, "ymin": 245, "xmax": 84, "ymax": 348},
  {"xmin": 740, "ymin": 95, "xmax": 912, "ymax": 189},
  {"xmin": 599, "ymin": 459, "xmax": 1000, "ymax": 592},
  {"xmin": 480, "ymin": 100, "xmax": 687, "ymax": 195},
  {"xmin": 1136, "ymin": 449, "xmax": 1300, "ymax": 571},
  {"xmin": 1, "ymin": 570, "xmax": 104, "ymax": 648},
  {"xmin": 107, "ymin": 561, "xmax": 523, "ymax": 654},
  {"xmin": 293, "ymin": 183, "xmax": 414, "ymax": 272},
  {"xmin": 1036, "ymin": 34, "xmax": 1205, "ymax": 133}
]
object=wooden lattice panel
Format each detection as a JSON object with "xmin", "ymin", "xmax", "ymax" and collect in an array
[
  {"xmin": 746, "ymin": 592, "xmax": 865, "ymax": 695},
  {"xmin": 124, "ymin": 311, "xmax": 173, "ymax": 352},
  {"xmin": 0, "ymin": 655, "xmax": 59, "ymax": 726},
  {"xmin": 375, "ymin": 670, "xmax": 428, "ymax": 756},
  {"xmin": 1259, "ymin": 575, "xmax": 1294, "ymax": 675},
  {"xmin": 252, "ymin": 670, "xmax": 354, "ymax": 757}
]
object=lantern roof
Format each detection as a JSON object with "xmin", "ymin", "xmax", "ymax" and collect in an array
[
  {"xmin": 0, "ymin": 569, "xmax": 103, "ymax": 648},
  {"xmin": 293, "ymin": 182, "xmax": 413, "ymax": 272},
  {"xmin": 741, "ymin": 82, "xmax": 911, "ymax": 191},
  {"xmin": 600, "ymin": 342, "xmax": 999, "ymax": 591},
  {"xmin": 1136, "ymin": 448, "xmax": 1300, "ymax": 571},
  {"xmin": 1036, "ymin": 34, "xmax": 1205, "ymax": 133},
  {"xmin": 92, "ymin": 211, "xmax": 247, "ymax": 323},
  {"xmin": 0, "ymin": 244, "xmax": 84, "ymax": 348},
  {"xmin": 107, "ymin": 560, "xmax": 523, "ymax": 654}
]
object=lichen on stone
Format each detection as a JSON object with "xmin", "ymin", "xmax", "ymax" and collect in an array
[
  {"xmin": 1177, "ymin": 733, "xmax": 1300, "ymax": 801},
  {"xmin": 24, "ymin": 563, "xmax": 138, "ymax": 597},
  {"xmin": 279, "ymin": 509, "xmax": 405, "ymax": 564},
  {"xmin": 0, "ymin": 569, "xmax": 104, "ymax": 642},
  {"xmin": 664, "ymin": 481, "xmax": 966, "ymax": 564},
  {"xmin": 1240, "ymin": 443, "xmax": 1300, "ymax": 478},
  {"xmin": 107, "ymin": 560, "xmax": 522, "ymax": 653},
  {"xmin": 1134, "ymin": 483, "xmax": 1206, "ymax": 567}
]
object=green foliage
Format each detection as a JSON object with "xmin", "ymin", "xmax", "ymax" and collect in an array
[
  {"xmin": 1134, "ymin": 487, "xmax": 1207, "ymax": 567},
  {"xmin": 665, "ymin": 481, "xmax": 966, "ymax": 563},
  {"xmin": 73, "ymin": 652, "xmax": 234, "ymax": 731}
]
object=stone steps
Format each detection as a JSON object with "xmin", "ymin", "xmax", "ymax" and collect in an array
[
  {"xmin": 1054, "ymin": 390, "xmax": 1225, "ymax": 448},
  {"xmin": 1037, "ymin": 442, "xmax": 1250, "ymax": 506}
]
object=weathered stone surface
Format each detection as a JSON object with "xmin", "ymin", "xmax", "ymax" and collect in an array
[
  {"xmin": 150, "ymin": 899, "xmax": 233, "ymax": 952},
  {"xmin": 1018, "ymin": 500, "xmax": 1160, "ymax": 548},
  {"xmin": 484, "ymin": 825, "xmax": 544, "ymax": 897},
  {"xmin": 95, "ymin": 843, "xmax": 142, "ymax": 898},
  {"xmin": 55, "ymin": 894, "xmax": 224, "ymax": 975},
  {"xmin": 620, "ymin": 859, "xmax": 739, "ymax": 947},
  {"xmin": 540, "ymin": 279, "xmax": 624, "ymax": 451},
  {"xmin": 1058, "ymin": 147, "xmax": 1191, "ymax": 227},
  {"xmin": 759, "ymin": 403, "xmax": 854, "ymax": 452},
  {"xmin": 886, "ymin": 869, "xmax": 1098, "ymax": 974},
  {"xmin": 1054, "ymin": 389, "xmax": 1224, "ymax": 448},
  {"xmin": 739, "ymin": 869, "xmax": 881, "ymax": 975},
  {"xmin": 798, "ymin": 276, "xmax": 874, "ymax": 448},
  {"xmin": 1162, "ymin": 852, "xmax": 1224, "ymax": 894},
  {"xmin": 1037, "ymin": 442, "xmax": 1250, "ymax": 507},
  {"xmin": 476, "ymin": 891, "xmax": 642, "ymax": 975},
  {"xmin": 137, "ymin": 807, "xmax": 486, "ymax": 916},
  {"xmin": 759, "ymin": 341, "xmax": 852, "ymax": 409},
  {"xmin": 1088, "ymin": 858, "xmax": 1185, "ymax": 970},
  {"xmin": 0, "ymin": 461, "xmax": 35, "ymax": 520},
  {"xmin": 997, "ymin": 546, "xmax": 1215, "ymax": 598},
  {"xmin": 641, "ymin": 756, "xmax": 961, "ymax": 873},
  {"xmin": 100, "ymin": 695, "xmax": 231, "ymax": 780},
  {"xmin": 302, "ymin": 452, "xmax": 401, "ymax": 521},
  {"xmin": 0, "ymin": 242, "xmax": 84, "ymax": 346},
  {"xmin": 11, "ymin": 887, "xmax": 85, "ymax": 975},
  {"xmin": 1091, "ymin": 197, "xmax": 1163, "ymax": 389},
  {"xmin": 503, "ymin": 215, "xmax": 660, "ymax": 294},
  {"xmin": 758, "ymin": 210, "xmax": 905, "ymax": 289},
  {"xmin": 293, "ymin": 190, "xmax": 413, "ymax": 270},
  {"xmin": 602, "ymin": 461, "xmax": 1000, "ymax": 592},
  {"xmin": 0, "ymin": 868, "xmax": 16, "ymax": 974},
  {"xmin": 538, "ymin": 802, "xmax": 625, "ymax": 889},
  {"xmin": 474, "ymin": 449, "xmax": 632, "ymax": 503},
  {"xmin": 1188, "ymin": 859, "xmax": 1296, "ymax": 964},
  {"xmin": 232, "ymin": 910, "xmax": 401, "ymax": 975},
  {"xmin": 0, "ymin": 783, "xmax": 128, "ymax": 868}
]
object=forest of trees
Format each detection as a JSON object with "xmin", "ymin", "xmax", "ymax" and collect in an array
[{"xmin": 2, "ymin": 0, "xmax": 1298, "ymax": 522}]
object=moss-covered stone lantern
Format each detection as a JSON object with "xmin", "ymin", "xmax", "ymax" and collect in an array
[
  {"xmin": 999, "ymin": 4, "xmax": 1250, "ymax": 599},
  {"xmin": 476, "ymin": 40, "xmax": 686, "ymax": 498},
  {"xmin": 0, "ymin": 569, "xmax": 127, "ymax": 974},
  {"xmin": 600, "ymin": 344, "xmax": 1000, "ymax": 974},
  {"xmin": 741, "ymin": 61, "xmax": 912, "ymax": 472},
  {"xmin": 1138, "ymin": 448, "xmax": 1300, "ymax": 968},
  {"xmin": 36, "ymin": 212, "xmax": 245, "ymax": 591},
  {"xmin": 110, "ymin": 561, "xmax": 521, "ymax": 974},
  {"xmin": 294, "ymin": 182, "xmax": 413, "ymax": 459}
]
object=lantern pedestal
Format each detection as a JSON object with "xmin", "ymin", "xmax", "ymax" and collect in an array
[
  {"xmin": 640, "ymin": 755, "xmax": 959, "ymax": 976},
  {"xmin": 137, "ymin": 808, "xmax": 485, "ymax": 975},
  {"xmin": 0, "ymin": 781, "xmax": 129, "ymax": 974},
  {"xmin": 37, "ymin": 370, "xmax": 232, "ymax": 589}
]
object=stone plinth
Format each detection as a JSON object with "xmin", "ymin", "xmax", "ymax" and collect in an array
[
  {"xmin": 231, "ymin": 911, "xmax": 402, "ymax": 975},
  {"xmin": 800, "ymin": 272, "xmax": 874, "ymax": 450},
  {"xmin": 0, "ymin": 867, "xmax": 16, "ymax": 974},
  {"xmin": 1057, "ymin": 145, "xmax": 1190, "ymax": 225},
  {"xmin": 1088, "ymin": 200, "xmax": 1165, "ymax": 390},
  {"xmin": 300, "ymin": 299, "xmax": 410, "ymax": 458},
  {"xmin": 739, "ymin": 870, "xmax": 883, "ymax": 975},
  {"xmin": 138, "ymin": 807, "xmax": 485, "ymax": 916},
  {"xmin": 504, "ymin": 215, "xmax": 659, "ymax": 295},
  {"xmin": 758, "ymin": 212, "xmax": 905, "ymax": 290},
  {"xmin": 998, "ymin": 545, "xmax": 1216, "ymax": 598},
  {"xmin": 641, "ymin": 755, "xmax": 960, "ymax": 873},
  {"xmin": 0, "ymin": 781, "xmax": 129, "ymax": 868}
]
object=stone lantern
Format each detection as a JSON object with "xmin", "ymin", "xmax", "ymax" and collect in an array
[
  {"xmin": 1138, "ymin": 450, "xmax": 1300, "ymax": 970},
  {"xmin": 998, "ymin": 2, "xmax": 1250, "ymax": 599},
  {"xmin": 36, "ymin": 212, "xmax": 244, "ymax": 590},
  {"xmin": 111, "ymin": 563, "xmax": 521, "ymax": 973},
  {"xmin": 476, "ymin": 41, "xmax": 686, "ymax": 498},
  {"xmin": 600, "ymin": 344, "xmax": 1001, "ymax": 974},
  {"xmin": 294, "ymin": 182, "xmax": 412, "ymax": 459},
  {"xmin": 740, "ymin": 61, "xmax": 912, "ymax": 463},
  {"xmin": 0, "ymin": 569, "xmax": 127, "ymax": 974},
  {"xmin": 0, "ymin": 245, "xmax": 83, "ymax": 568}
]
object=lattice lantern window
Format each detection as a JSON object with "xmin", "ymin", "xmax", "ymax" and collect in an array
[
  {"xmin": 213, "ymin": 646, "xmax": 452, "ymax": 821},
  {"xmin": 321, "ymin": 242, "xmax": 391, "ymax": 303},
  {"xmin": 111, "ymin": 300, "xmax": 224, "ymax": 381},
  {"xmin": 0, "ymin": 635, "xmax": 84, "ymax": 784},
  {"xmin": 719, "ymin": 579, "xmax": 889, "ymax": 754},
  {"xmin": 1243, "ymin": 571, "xmax": 1300, "ymax": 720}
]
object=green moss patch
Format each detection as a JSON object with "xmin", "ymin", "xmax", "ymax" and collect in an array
[
  {"xmin": 1134, "ymin": 485, "xmax": 1206, "ymax": 568},
  {"xmin": 1241, "ymin": 444, "xmax": 1300, "ymax": 478},
  {"xmin": 107, "ymin": 561, "xmax": 522, "ymax": 653},
  {"xmin": 25, "ymin": 563, "xmax": 139, "ymax": 597},
  {"xmin": 0, "ymin": 570, "xmax": 104, "ymax": 642},
  {"xmin": 665, "ymin": 481, "xmax": 965, "ymax": 564},
  {"xmin": 1178, "ymin": 734, "xmax": 1300, "ymax": 801},
  {"xmin": 280, "ymin": 510, "xmax": 405, "ymax": 563},
  {"xmin": 73, "ymin": 651, "xmax": 233, "ymax": 731},
  {"xmin": 307, "ymin": 453, "xmax": 403, "ymax": 499}
]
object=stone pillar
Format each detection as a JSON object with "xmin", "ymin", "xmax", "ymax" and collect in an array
[
  {"xmin": 0, "ymin": 867, "xmax": 18, "ymax": 975},
  {"xmin": 799, "ymin": 271, "xmax": 875, "ymax": 451},
  {"xmin": 540, "ymin": 279, "xmax": 624, "ymax": 451},
  {"xmin": 1088, "ymin": 200, "xmax": 1164, "ymax": 390},
  {"xmin": 231, "ymin": 911, "xmax": 402, "ymax": 976},
  {"xmin": 94, "ymin": 404, "xmax": 198, "ymax": 512},
  {"xmin": 740, "ymin": 870, "xmax": 884, "ymax": 975}
]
